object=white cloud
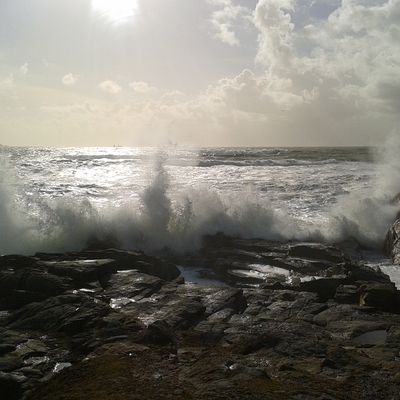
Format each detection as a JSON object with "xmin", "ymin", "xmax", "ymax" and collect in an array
[
  {"xmin": 62, "ymin": 73, "xmax": 79, "ymax": 86},
  {"xmin": 208, "ymin": 0, "xmax": 251, "ymax": 46},
  {"xmin": 129, "ymin": 81, "xmax": 159, "ymax": 96},
  {"xmin": 19, "ymin": 63, "xmax": 29, "ymax": 75},
  {"xmin": 99, "ymin": 80, "xmax": 122, "ymax": 94}
]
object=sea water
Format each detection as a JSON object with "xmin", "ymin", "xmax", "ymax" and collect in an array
[{"xmin": 0, "ymin": 145, "xmax": 399, "ymax": 264}]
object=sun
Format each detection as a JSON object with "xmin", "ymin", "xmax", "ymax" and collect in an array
[{"xmin": 92, "ymin": 0, "xmax": 138, "ymax": 22}]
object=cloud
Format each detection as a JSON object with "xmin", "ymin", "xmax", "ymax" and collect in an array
[
  {"xmin": 62, "ymin": 73, "xmax": 79, "ymax": 86},
  {"xmin": 99, "ymin": 80, "xmax": 122, "ymax": 94},
  {"xmin": 129, "ymin": 81, "xmax": 159, "ymax": 96},
  {"xmin": 19, "ymin": 63, "xmax": 29, "ymax": 75},
  {"xmin": 208, "ymin": 0, "xmax": 251, "ymax": 46}
]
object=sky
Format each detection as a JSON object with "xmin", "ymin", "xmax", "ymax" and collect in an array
[{"xmin": 0, "ymin": 0, "xmax": 399, "ymax": 147}]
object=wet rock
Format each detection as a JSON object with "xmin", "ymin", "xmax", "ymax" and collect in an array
[
  {"xmin": 359, "ymin": 283, "xmax": 399, "ymax": 312},
  {"xmin": 7, "ymin": 294, "xmax": 110, "ymax": 337},
  {"xmin": 60, "ymin": 249, "xmax": 181, "ymax": 281},
  {"xmin": 384, "ymin": 219, "xmax": 400, "ymax": 264},
  {"xmin": 299, "ymin": 277, "xmax": 347, "ymax": 301},
  {"xmin": 40, "ymin": 259, "xmax": 117, "ymax": 287},
  {"xmin": 0, "ymin": 269, "xmax": 73, "ymax": 310},
  {"xmin": 334, "ymin": 285, "xmax": 359, "ymax": 304},
  {"xmin": 104, "ymin": 271, "xmax": 164, "ymax": 301},
  {"xmin": 288, "ymin": 243, "xmax": 345, "ymax": 263},
  {"xmin": 0, "ymin": 239, "xmax": 399, "ymax": 400}
]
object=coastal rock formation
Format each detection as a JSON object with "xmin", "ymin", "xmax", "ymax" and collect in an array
[
  {"xmin": 0, "ymin": 237, "xmax": 399, "ymax": 399},
  {"xmin": 384, "ymin": 218, "xmax": 400, "ymax": 264}
]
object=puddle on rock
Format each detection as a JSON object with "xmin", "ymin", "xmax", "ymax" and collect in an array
[{"xmin": 110, "ymin": 297, "xmax": 136, "ymax": 309}]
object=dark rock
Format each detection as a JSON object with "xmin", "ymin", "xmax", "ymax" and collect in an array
[
  {"xmin": 0, "ymin": 268, "xmax": 73, "ymax": 309},
  {"xmin": 299, "ymin": 277, "xmax": 347, "ymax": 301},
  {"xmin": 104, "ymin": 271, "xmax": 164, "ymax": 301},
  {"xmin": 349, "ymin": 264, "xmax": 391, "ymax": 283},
  {"xmin": 61, "ymin": 249, "xmax": 181, "ymax": 281},
  {"xmin": 40, "ymin": 259, "xmax": 117, "ymax": 287},
  {"xmin": 0, "ymin": 344, "xmax": 16, "ymax": 356},
  {"xmin": 0, "ymin": 371, "xmax": 24, "ymax": 400},
  {"xmin": 288, "ymin": 243, "xmax": 345, "ymax": 263},
  {"xmin": 230, "ymin": 333, "xmax": 280, "ymax": 355},
  {"xmin": 0, "ymin": 255, "xmax": 38, "ymax": 270},
  {"xmin": 334, "ymin": 285, "xmax": 359, "ymax": 304},
  {"xmin": 141, "ymin": 320, "xmax": 176, "ymax": 346},
  {"xmin": 7, "ymin": 294, "xmax": 110, "ymax": 336},
  {"xmin": 359, "ymin": 283, "xmax": 399, "ymax": 312}
]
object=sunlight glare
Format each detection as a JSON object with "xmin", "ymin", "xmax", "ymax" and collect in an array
[{"xmin": 92, "ymin": 0, "xmax": 138, "ymax": 22}]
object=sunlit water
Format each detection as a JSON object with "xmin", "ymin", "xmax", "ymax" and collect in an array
[{"xmin": 1, "ymin": 145, "xmax": 399, "ymax": 288}]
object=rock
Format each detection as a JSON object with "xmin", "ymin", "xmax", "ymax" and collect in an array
[
  {"xmin": 104, "ymin": 271, "xmax": 164, "ymax": 302},
  {"xmin": 0, "ymin": 344, "xmax": 16, "ymax": 356},
  {"xmin": 0, "ymin": 371, "xmax": 24, "ymax": 400},
  {"xmin": 384, "ymin": 219, "xmax": 400, "ymax": 264},
  {"xmin": 288, "ymin": 243, "xmax": 345, "ymax": 263},
  {"xmin": 141, "ymin": 320, "xmax": 176, "ymax": 346},
  {"xmin": 40, "ymin": 259, "xmax": 117, "ymax": 287},
  {"xmin": 0, "ymin": 238, "xmax": 399, "ymax": 400},
  {"xmin": 299, "ymin": 276, "xmax": 348, "ymax": 301},
  {"xmin": 334, "ymin": 285, "xmax": 359, "ymax": 304},
  {"xmin": 7, "ymin": 294, "xmax": 110, "ymax": 337},
  {"xmin": 0, "ymin": 255, "xmax": 38, "ymax": 270},
  {"xmin": 58, "ymin": 249, "xmax": 181, "ymax": 281},
  {"xmin": 0, "ymin": 268, "xmax": 73, "ymax": 309},
  {"xmin": 359, "ymin": 283, "xmax": 399, "ymax": 312}
]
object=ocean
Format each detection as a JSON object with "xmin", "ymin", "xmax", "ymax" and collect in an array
[{"xmin": 0, "ymin": 146, "xmax": 399, "ymax": 272}]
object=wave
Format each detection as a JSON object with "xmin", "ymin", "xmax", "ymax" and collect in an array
[
  {"xmin": 0, "ymin": 140, "xmax": 399, "ymax": 256},
  {"xmin": 198, "ymin": 158, "xmax": 342, "ymax": 167}
]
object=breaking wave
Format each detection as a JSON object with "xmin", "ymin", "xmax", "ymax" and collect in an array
[{"xmin": 0, "ymin": 138, "xmax": 399, "ymax": 256}]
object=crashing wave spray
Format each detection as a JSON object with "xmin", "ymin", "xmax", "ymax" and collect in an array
[
  {"xmin": 323, "ymin": 132, "xmax": 400, "ymax": 247},
  {"xmin": 0, "ymin": 137, "xmax": 399, "ymax": 256}
]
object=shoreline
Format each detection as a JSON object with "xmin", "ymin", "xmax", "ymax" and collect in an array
[{"xmin": 1, "ymin": 230, "xmax": 400, "ymax": 399}]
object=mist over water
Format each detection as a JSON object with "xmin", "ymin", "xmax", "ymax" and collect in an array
[{"xmin": 0, "ymin": 139, "xmax": 399, "ymax": 256}]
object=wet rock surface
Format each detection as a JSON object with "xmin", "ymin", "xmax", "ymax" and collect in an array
[
  {"xmin": 0, "ymin": 236, "xmax": 399, "ymax": 399},
  {"xmin": 385, "ymin": 218, "xmax": 400, "ymax": 264}
]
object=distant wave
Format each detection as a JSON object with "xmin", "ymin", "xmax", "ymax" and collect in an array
[{"xmin": 198, "ymin": 158, "xmax": 341, "ymax": 167}]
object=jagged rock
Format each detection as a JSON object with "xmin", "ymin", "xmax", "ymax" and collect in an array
[
  {"xmin": 0, "ymin": 239, "xmax": 398, "ymax": 400},
  {"xmin": 384, "ymin": 219, "xmax": 400, "ymax": 264}
]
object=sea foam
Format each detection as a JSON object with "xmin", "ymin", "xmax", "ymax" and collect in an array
[{"xmin": 0, "ymin": 138, "xmax": 399, "ymax": 256}]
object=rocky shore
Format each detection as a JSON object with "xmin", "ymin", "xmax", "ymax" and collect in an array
[{"xmin": 1, "ymin": 229, "xmax": 400, "ymax": 399}]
